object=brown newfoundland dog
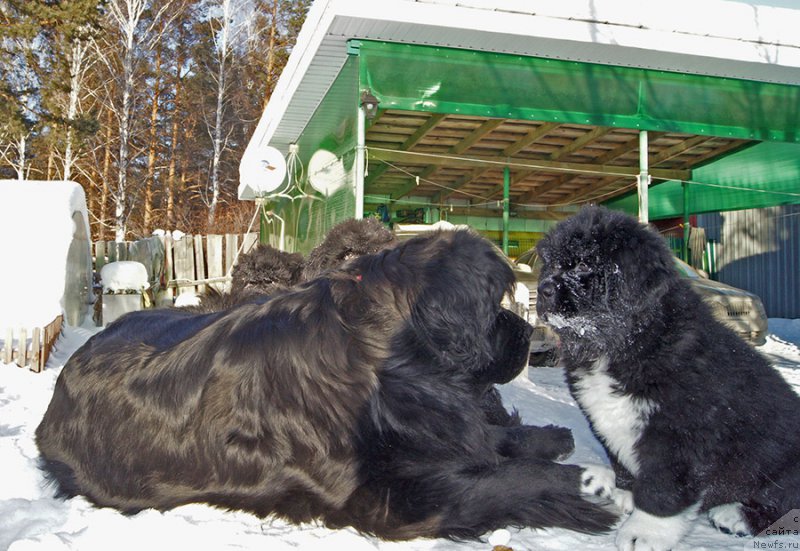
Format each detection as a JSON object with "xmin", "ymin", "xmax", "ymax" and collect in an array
[{"xmin": 36, "ymin": 229, "xmax": 616, "ymax": 540}]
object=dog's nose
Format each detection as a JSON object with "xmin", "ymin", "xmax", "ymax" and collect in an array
[{"xmin": 538, "ymin": 278, "xmax": 556, "ymax": 300}]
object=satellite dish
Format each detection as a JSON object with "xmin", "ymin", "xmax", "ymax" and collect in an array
[
  {"xmin": 238, "ymin": 144, "xmax": 288, "ymax": 200},
  {"xmin": 308, "ymin": 149, "xmax": 346, "ymax": 196}
]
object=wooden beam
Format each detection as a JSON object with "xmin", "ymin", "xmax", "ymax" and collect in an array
[
  {"xmin": 392, "ymin": 118, "xmax": 507, "ymax": 199},
  {"xmin": 673, "ymin": 138, "xmax": 749, "ymax": 168},
  {"xmin": 549, "ymin": 126, "xmax": 612, "ymax": 160},
  {"xmin": 371, "ymin": 148, "xmax": 690, "ymax": 180},
  {"xmin": 650, "ymin": 135, "xmax": 710, "ymax": 165},
  {"xmin": 444, "ymin": 206, "xmax": 573, "ymax": 221},
  {"xmin": 545, "ymin": 132, "xmax": 651, "ymax": 188},
  {"xmin": 478, "ymin": 126, "xmax": 612, "ymax": 202},
  {"xmin": 559, "ymin": 175, "xmax": 631, "ymax": 205},
  {"xmin": 366, "ymin": 113, "xmax": 447, "ymax": 186},
  {"xmin": 503, "ymin": 122, "xmax": 560, "ymax": 156},
  {"xmin": 434, "ymin": 122, "xmax": 561, "ymax": 203},
  {"xmin": 452, "ymin": 119, "xmax": 505, "ymax": 154}
]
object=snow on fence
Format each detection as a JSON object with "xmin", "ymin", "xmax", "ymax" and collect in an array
[
  {"xmin": 94, "ymin": 232, "xmax": 259, "ymax": 301},
  {"xmin": 2, "ymin": 315, "xmax": 63, "ymax": 372}
]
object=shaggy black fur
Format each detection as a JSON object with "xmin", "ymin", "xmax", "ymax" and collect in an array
[
  {"xmin": 196, "ymin": 217, "xmax": 522, "ymax": 431},
  {"xmin": 302, "ymin": 217, "xmax": 395, "ymax": 280},
  {"xmin": 36, "ymin": 229, "xmax": 615, "ymax": 540},
  {"xmin": 536, "ymin": 205, "xmax": 800, "ymax": 548},
  {"xmin": 230, "ymin": 246, "xmax": 304, "ymax": 294},
  {"xmin": 189, "ymin": 218, "xmax": 395, "ymax": 312}
]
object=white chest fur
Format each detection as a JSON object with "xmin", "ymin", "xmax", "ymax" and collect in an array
[{"xmin": 571, "ymin": 357, "xmax": 657, "ymax": 476}]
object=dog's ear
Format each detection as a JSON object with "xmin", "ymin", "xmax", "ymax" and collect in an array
[{"xmin": 407, "ymin": 231, "xmax": 515, "ymax": 369}]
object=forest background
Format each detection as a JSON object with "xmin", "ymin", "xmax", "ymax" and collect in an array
[{"xmin": 1, "ymin": 0, "xmax": 311, "ymax": 240}]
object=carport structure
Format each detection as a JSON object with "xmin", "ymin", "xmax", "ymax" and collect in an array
[{"xmin": 241, "ymin": 0, "xmax": 800, "ymax": 255}]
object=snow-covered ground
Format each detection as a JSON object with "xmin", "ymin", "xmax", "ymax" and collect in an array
[{"xmin": 1, "ymin": 320, "xmax": 799, "ymax": 551}]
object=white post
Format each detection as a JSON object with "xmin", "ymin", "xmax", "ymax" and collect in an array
[
  {"xmin": 355, "ymin": 103, "xmax": 366, "ymax": 220},
  {"xmin": 638, "ymin": 130, "xmax": 650, "ymax": 224}
]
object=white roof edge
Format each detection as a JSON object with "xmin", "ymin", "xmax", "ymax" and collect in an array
[{"xmin": 243, "ymin": 0, "xmax": 800, "ymax": 171}]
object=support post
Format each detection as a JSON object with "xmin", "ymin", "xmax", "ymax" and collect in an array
[
  {"xmin": 258, "ymin": 200, "xmax": 268, "ymax": 245},
  {"xmin": 638, "ymin": 130, "xmax": 649, "ymax": 224},
  {"xmin": 502, "ymin": 166, "xmax": 510, "ymax": 255},
  {"xmin": 355, "ymin": 100, "xmax": 366, "ymax": 220},
  {"xmin": 682, "ymin": 181, "xmax": 690, "ymax": 262}
]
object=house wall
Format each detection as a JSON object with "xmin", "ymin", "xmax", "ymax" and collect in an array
[{"xmin": 698, "ymin": 205, "xmax": 800, "ymax": 318}]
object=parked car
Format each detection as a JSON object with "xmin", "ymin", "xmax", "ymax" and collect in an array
[
  {"xmin": 514, "ymin": 247, "xmax": 768, "ymax": 365},
  {"xmin": 672, "ymin": 257, "xmax": 768, "ymax": 346}
]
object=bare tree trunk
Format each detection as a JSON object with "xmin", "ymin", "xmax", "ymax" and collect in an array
[
  {"xmin": 207, "ymin": 0, "xmax": 242, "ymax": 229},
  {"xmin": 16, "ymin": 134, "xmax": 26, "ymax": 180},
  {"xmin": 105, "ymin": 0, "xmax": 176, "ymax": 241},
  {"xmin": 262, "ymin": 0, "xmax": 278, "ymax": 111},
  {"xmin": 63, "ymin": 39, "xmax": 89, "ymax": 182},
  {"xmin": 100, "ymin": 109, "xmax": 114, "ymax": 240},
  {"xmin": 143, "ymin": 41, "xmax": 163, "ymax": 232},
  {"xmin": 47, "ymin": 147, "xmax": 55, "ymax": 179}
]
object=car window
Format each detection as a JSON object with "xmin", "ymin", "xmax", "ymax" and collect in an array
[
  {"xmin": 673, "ymin": 258, "xmax": 701, "ymax": 279},
  {"xmin": 515, "ymin": 249, "xmax": 542, "ymax": 278}
]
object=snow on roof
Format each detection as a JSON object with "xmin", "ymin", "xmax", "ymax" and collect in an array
[
  {"xmin": 0, "ymin": 180, "xmax": 92, "ymax": 331},
  {"xmin": 244, "ymin": 0, "xmax": 800, "ymax": 160}
]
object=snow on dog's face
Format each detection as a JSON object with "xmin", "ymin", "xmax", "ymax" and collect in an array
[{"xmin": 535, "ymin": 205, "xmax": 677, "ymax": 339}]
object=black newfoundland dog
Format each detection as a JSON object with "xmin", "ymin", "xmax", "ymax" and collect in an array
[
  {"xmin": 36, "ymin": 229, "xmax": 616, "ymax": 540},
  {"xmin": 536, "ymin": 205, "xmax": 800, "ymax": 550}
]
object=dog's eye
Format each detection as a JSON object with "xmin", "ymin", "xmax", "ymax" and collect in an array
[{"xmin": 574, "ymin": 261, "xmax": 590, "ymax": 273}]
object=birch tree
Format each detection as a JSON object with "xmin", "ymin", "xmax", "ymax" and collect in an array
[
  {"xmin": 202, "ymin": 0, "xmax": 249, "ymax": 228},
  {"xmin": 100, "ymin": 0, "xmax": 178, "ymax": 241}
]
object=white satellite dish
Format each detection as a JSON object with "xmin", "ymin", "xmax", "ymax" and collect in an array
[
  {"xmin": 238, "ymin": 144, "xmax": 288, "ymax": 200},
  {"xmin": 308, "ymin": 149, "xmax": 347, "ymax": 196}
]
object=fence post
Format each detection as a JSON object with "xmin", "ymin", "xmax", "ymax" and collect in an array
[
  {"xmin": 225, "ymin": 234, "xmax": 239, "ymax": 275},
  {"xmin": 173, "ymin": 235, "xmax": 196, "ymax": 296},
  {"xmin": 206, "ymin": 235, "xmax": 224, "ymax": 291},
  {"xmin": 193, "ymin": 235, "xmax": 206, "ymax": 294}
]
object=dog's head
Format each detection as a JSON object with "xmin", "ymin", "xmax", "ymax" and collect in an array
[
  {"xmin": 231, "ymin": 245, "xmax": 304, "ymax": 293},
  {"xmin": 303, "ymin": 218, "xmax": 396, "ymax": 280},
  {"xmin": 346, "ymin": 229, "xmax": 517, "ymax": 373},
  {"xmin": 535, "ymin": 205, "xmax": 677, "ymax": 340}
]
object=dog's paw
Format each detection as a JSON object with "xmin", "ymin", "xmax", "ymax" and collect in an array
[
  {"xmin": 580, "ymin": 463, "xmax": 617, "ymax": 499},
  {"xmin": 708, "ymin": 503, "xmax": 751, "ymax": 537},
  {"xmin": 615, "ymin": 507, "xmax": 696, "ymax": 551},
  {"xmin": 612, "ymin": 489, "xmax": 634, "ymax": 515}
]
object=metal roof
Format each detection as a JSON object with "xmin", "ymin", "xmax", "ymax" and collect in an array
[{"xmin": 244, "ymin": 0, "xmax": 800, "ymax": 162}]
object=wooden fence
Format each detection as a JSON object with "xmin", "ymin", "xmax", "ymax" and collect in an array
[
  {"xmin": 4, "ymin": 232, "xmax": 257, "ymax": 372},
  {"xmin": 94, "ymin": 232, "xmax": 259, "ymax": 301},
  {"xmin": 2, "ymin": 315, "xmax": 63, "ymax": 372}
]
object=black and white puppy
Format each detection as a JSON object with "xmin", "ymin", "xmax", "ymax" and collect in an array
[{"xmin": 536, "ymin": 205, "xmax": 800, "ymax": 551}]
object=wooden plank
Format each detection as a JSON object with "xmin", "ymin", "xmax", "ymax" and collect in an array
[
  {"xmin": 17, "ymin": 328, "xmax": 27, "ymax": 368},
  {"xmin": 225, "ymin": 233, "xmax": 239, "ymax": 274},
  {"xmin": 117, "ymin": 241, "xmax": 129, "ymax": 261},
  {"xmin": 206, "ymin": 235, "xmax": 224, "ymax": 291},
  {"xmin": 173, "ymin": 235, "xmax": 196, "ymax": 295},
  {"xmin": 31, "ymin": 328, "xmax": 41, "ymax": 373},
  {"xmin": 107, "ymin": 241, "xmax": 117, "ymax": 263},
  {"xmin": 193, "ymin": 235, "xmax": 207, "ymax": 294},
  {"xmin": 42, "ymin": 315, "xmax": 62, "ymax": 371},
  {"xmin": 242, "ymin": 232, "xmax": 258, "ymax": 255},
  {"xmin": 95, "ymin": 241, "xmax": 107, "ymax": 272},
  {"xmin": 3, "ymin": 329, "xmax": 12, "ymax": 364},
  {"xmin": 161, "ymin": 234, "xmax": 174, "ymax": 302}
]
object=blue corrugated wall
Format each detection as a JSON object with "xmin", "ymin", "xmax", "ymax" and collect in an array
[{"xmin": 698, "ymin": 206, "xmax": 800, "ymax": 319}]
